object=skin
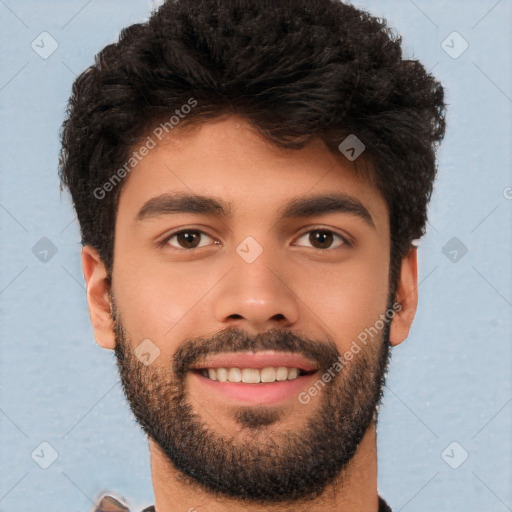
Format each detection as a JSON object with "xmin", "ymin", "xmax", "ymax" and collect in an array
[{"xmin": 81, "ymin": 115, "xmax": 418, "ymax": 512}]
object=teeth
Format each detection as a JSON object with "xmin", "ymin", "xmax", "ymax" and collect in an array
[
  {"xmin": 241, "ymin": 368, "xmax": 261, "ymax": 383},
  {"xmin": 216, "ymin": 367, "xmax": 228, "ymax": 382},
  {"xmin": 227, "ymin": 367, "xmax": 241, "ymax": 382},
  {"xmin": 201, "ymin": 366, "xmax": 304, "ymax": 383},
  {"xmin": 260, "ymin": 367, "xmax": 276, "ymax": 382},
  {"xmin": 276, "ymin": 367, "xmax": 288, "ymax": 381},
  {"xmin": 287, "ymin": 368, "xmax": 299, "ymax": 380}
]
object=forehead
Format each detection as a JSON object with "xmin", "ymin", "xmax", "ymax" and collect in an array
[{"xmin": 115, "ymin": 115, "xmax": 388, "ymax": 230}]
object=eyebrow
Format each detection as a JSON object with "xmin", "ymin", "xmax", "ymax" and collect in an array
[{"xmin": 135, "ymin": 192, "xmax": 375, "ymax": 229}]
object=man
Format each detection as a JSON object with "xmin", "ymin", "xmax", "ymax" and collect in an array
[{"xmin": 59, "ymin": 0, "xmax": 446, "ymax": 510}]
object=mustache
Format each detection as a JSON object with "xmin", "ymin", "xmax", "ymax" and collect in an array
[{"xmin": 172, "ymin": 327, "xmax": 341, "ymax": 378}]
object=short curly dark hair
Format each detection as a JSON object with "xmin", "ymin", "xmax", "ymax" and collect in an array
[{"xmin": 59, "ymin": 0, "xmax": 446, "ymax": 296}]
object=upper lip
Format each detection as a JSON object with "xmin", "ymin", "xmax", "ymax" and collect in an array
[{"xmin": 190, "ymin": 351, "xmax": 318, "ymax": 372}]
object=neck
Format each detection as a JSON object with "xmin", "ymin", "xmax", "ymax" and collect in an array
[{"xmin": 149, "ymin": 423, "xmax": 380, "ymax": 512}]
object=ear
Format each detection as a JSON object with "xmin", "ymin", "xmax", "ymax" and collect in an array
[
  {"xmin": 389, "ymin": 247, "xmax": 418, "ymax": 347},
  {"xmin": 81, "ymin": 245, "xmax": 116, "ymax": 350}
]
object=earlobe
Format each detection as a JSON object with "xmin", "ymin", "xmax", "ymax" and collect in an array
[
  {"xmin": 389, "ymin": 247, "xmax": 418, "ymax": 347},
  {"xmin": 81, "ymin": 245, "xmax": 116, "ymax": 350}
]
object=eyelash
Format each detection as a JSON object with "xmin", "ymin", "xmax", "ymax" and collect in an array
[{"xmin": 156, "ymin": 227, "xmax": 353, "ymax": 250}]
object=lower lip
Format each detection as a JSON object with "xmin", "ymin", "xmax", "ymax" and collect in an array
[{"xmin": 189, "ymin": 370, "xmax": 318, "ymax": 405}]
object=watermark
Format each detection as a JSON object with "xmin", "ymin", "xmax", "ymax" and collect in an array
[
  {"xmin": 93, "ymin": 97, "xmax": 197, "ymax": 200},
  {"xmin": 338, "ymin": 134, "xmax": 365, "ymax": 161},
  {"xmin": 298, "ymin": 302, "xmax": 402, "ymax": 404},
  {"xmin": 31, "ymin": 441, "xmax": 59, "ymax": 469},
  {"xmin": 236, "ymin": 236, "xmax": 263, "ymax": 263},
  {"xmin": 134, "ymin": 338, "xmax": 161, "ymax": 366},
  {"xmin": 441, "ymin": 31, "xmax": 469, "ymax": 60},
  {"xmin": 31, "ymin": 31, "xmax": 59, "ymax": 60},
  {"xmin": 32, "ymin": 236, "xmax": 58, "ymax": 263},
  {"xmin": 441, "ymin": 441, "xmax": 469, "ymax": 469},
  {"xmin": 442, "ymin": 236, "xmax": 468, "ymax": 263}
]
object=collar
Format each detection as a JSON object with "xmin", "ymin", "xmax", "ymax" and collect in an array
[{"xmin": 94, "ymin": 493, "xmax": 392, "ymax": 511}]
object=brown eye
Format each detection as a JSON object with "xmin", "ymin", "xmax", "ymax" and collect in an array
[
  {"xmin": 162, "ymin": 230, "xmax": 216, "ymax": 250},
  {"xmin": 310, "ymin": 230, "xmax": 334, "ymax": 249},
  {"xmin": 295, "ymin": 229, "xmax": 349, "ymax": 250},
  {"xmin": 176, "ymin": 231, "xmax": 202, "ymax": 249}
]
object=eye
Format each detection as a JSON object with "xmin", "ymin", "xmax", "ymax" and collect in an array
[
  {"xmin": 294, "ymin": 229, "xmax": 351, "ymax": 250},
  {"xmin": 157, "ymin": 227, "xmax": 351, "ymax": 251},
  {"xmin": 158, "ymin": 229, "xmax": 219, "ymax": 250}
]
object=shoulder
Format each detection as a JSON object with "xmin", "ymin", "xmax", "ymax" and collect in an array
[
  {"xmin": 92, "ymin": 493, "xmax": 155, "ymax": 512},
  {"xmin": 379, "ymin": 495, "xmax": 393, "ymax": 512},
  {"xmin": 93, "ymin": 493, "xmax": 131, "ymax": 511}
]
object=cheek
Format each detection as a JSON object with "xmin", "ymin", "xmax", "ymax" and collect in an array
[
  {"xmin": 111, "ymin": 256, "xmax": 218, "ymax": 349},
  {"xmin": 296, "ymin": 250, "xmax": 389, "ymax": 350}
]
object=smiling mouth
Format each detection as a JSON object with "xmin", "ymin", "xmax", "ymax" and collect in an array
[
  {"xmin": 192, "ymin": 366, "xmax": 317, "ymax": 383},
  {"xmin": 188, "ymin": 351, "xmax": 321, "ymax": 405}
]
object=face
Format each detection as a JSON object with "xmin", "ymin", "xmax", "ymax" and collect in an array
[{"xmin": 94, "ymin": 115, "xmax": 401, "ymax": 503}]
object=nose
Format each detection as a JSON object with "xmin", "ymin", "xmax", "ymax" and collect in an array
[{"xmin": 212, "ymin": 242, "xmax": 300, "ymax": 334}]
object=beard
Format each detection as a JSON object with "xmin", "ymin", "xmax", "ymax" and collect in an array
[{"xmin": 111, "ymin": 297, "xmax": 392, "ymax": 506}]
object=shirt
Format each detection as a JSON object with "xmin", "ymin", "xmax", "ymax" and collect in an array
[{"xmin": 93, "ymin": 493, "xmax": 392, "ymax": 511}]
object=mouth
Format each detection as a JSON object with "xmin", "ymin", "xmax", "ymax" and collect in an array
[
  {"xmin": 192, "ymin": 366, "xmax": 317, "ymax": 383},
  {"xmin": 188, "ymin": 351, "xmax": 320, "ymax": 405}
]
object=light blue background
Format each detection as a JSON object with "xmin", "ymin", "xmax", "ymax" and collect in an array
[{"xmin": 1, "ymin": 1, "xmax": 511, "ymax": 511}]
